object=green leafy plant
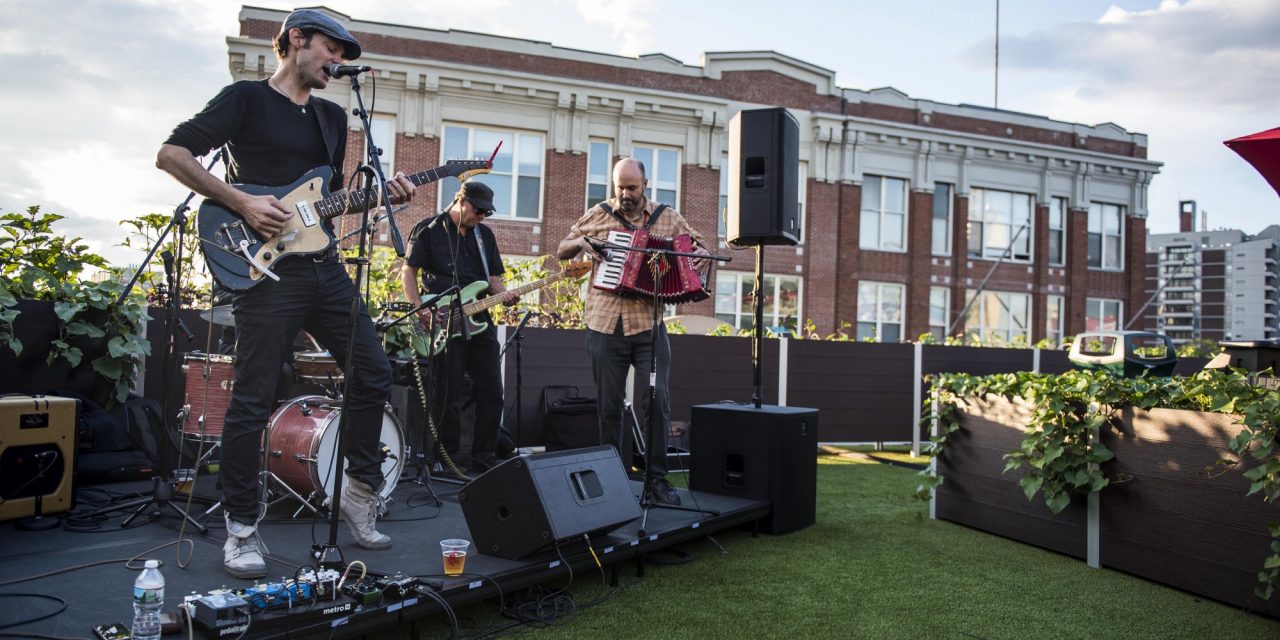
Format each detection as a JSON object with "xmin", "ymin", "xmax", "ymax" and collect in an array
[
  {"xmin": 118, "ymin": 212, "xmax": 210, "ymax": 306},
  {"xmin": 1, "ymin": 206, "xmax": 150, "ymax": 405}
]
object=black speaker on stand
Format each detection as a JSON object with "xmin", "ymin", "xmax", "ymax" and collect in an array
[
  {"xmin": 458, "ymin": 445, "xmax": 641, "ymax": 560},
  {"xmin": 727, "ymin": 107, "xmax": 801, "ymax": 247}
]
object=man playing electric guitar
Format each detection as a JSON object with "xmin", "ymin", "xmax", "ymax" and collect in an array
[
  {"xmin": 401, "ymin": 181, "xmax": 518, "ymax": 476},
  {"xmin": 156, "ymin": 9, "xmax": 412, "ymax": 578}
]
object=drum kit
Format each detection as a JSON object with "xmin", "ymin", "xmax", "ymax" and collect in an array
[{"xmin": 184, "ymin": 306, "xmax": 408, "ymax": 516}]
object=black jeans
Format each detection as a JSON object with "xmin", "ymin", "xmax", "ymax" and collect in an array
[
  {"xmin": 221, "ymin": 254, "xmax": 392, "ymax": 524},
  {"xmin": 586, "ymin": 322, "xmax": 669, "ymax": 479},
  {"xmin": 430, "ymin": 321, "xmax": 503, "ymax": 461}
]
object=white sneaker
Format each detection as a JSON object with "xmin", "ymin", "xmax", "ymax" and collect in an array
[
  {"xmin": 223, "ymin": 516, "xmax": 268, "ymax": 579},
  {"xmin": 340, "ymin": 478, "xmax": 391, "ymax": 549}
]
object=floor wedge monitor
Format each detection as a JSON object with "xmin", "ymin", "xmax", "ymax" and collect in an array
[{"xmin": 459, "ymin": 445, "xmax": 641, "ymax": 560}]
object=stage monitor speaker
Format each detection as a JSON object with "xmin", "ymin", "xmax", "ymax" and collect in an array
[
  {"xmin": 459, "ymin": 445, "xmax": 641, "ymax": 560},
  {"xmin": 690, "ymin": 404, "xmax": 817, "ymax": 534},
  {"xmin": 727, "ymin": 107, "xmax": 800, "ymax": 246},
  {"xmin": 0, "ymin": 395, "xmax": 77, "ymax": 522}
]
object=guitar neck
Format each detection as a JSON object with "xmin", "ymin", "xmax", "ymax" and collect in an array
[
  {"xmin": 461, "ymin": 273, "xmax": 566, "ymax": 316},
  {"xmin": 317, "ymin": 164, "xmax": 487, "ymax": 220}
]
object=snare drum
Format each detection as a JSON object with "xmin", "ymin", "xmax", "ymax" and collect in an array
[
  {"xmin": 293, "ymin": 351, "xmax": 344, "ymax": 385},
  {"xmin": 266, "ymin": 396, "xmax": 404, "ymax": 502},
  {"xmin": 181, "ymin": 353, "xmax": 235, "ymax": 439}
]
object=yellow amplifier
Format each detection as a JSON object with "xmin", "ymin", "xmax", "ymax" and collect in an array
[{"xmin": 0, "ymin": 395, "xmax": 78, "ymax": 521}]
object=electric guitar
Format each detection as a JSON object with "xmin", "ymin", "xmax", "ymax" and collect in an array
[
  {"xmin": 197, "ymin": 160, "xmax": 491, "ymax": 291},
  {"xmin": 425, "ymin": 260, "xmax": 591, "ymax": 355}
]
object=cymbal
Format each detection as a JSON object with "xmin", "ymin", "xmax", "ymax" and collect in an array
[{"xmin": 200, "ymin": 305, "xmax": 235, "ymax": 327}]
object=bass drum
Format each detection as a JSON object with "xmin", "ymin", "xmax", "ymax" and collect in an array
[{"xmin": 267, "ymin": 396, "xmax": 404, "ymax": 502}]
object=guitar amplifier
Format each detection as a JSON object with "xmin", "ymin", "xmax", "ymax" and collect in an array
[{"xmin": 0, "ymin": 395, "xmax": 78, "ymax": 521}]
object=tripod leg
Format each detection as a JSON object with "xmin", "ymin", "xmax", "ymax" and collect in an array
[
  {"xmin": 165, "ymin": 501, "xmax": 209, "ymax": 534},
  {"xmin": 120, "ymin": 501, "xmax": 157, "ymax": 528}
]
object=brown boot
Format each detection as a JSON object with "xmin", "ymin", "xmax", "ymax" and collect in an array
[{"xmin": 340, "ymin": 478, "xmax": 391, "ymax": 549}]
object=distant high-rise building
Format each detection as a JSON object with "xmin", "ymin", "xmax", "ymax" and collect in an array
[{"xmin": 1143, "ymin": 202, "xmax": 1280, "ymax": 344}]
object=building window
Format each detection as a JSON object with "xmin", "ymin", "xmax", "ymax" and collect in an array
[
  {"xmin": 1049, "ymin": 197, "xmax": 1067, "ymax": 266},
  {"xmin": 369, "ymin": 115, "xmax": 396, "ymax": 242},
  {"xmin": 1086, "ymin": 298, "xmax": 1123, "ymax": 331},
  {"xmin": 1088, "ymin": 203, "xmax": 1125, "ymax": 270},
  {"xmin": 856, "ymin": 282, "xmax": 905, "ymax": 342},
  {"xmin": 932, "ymin": 183, "xmax": 952, "ymax": 256},
  {"xmin": 964, "ymin": 290, "xmax": 1031, "ymax": 346},
  {"xmin": 714, "ymin": 271, "xmax": 802, "ymax": 330},
  {"xmin": 631, "ymin": 145, "xmax": 679, "ymax": 205},
  {"xmin": 860, "ymin": 175, "xmax": 908, "ymax": 252},
  {"xmin": 929, "ymin": 286, "xmax": 950, "ymax": 341},
  {"xmin": 1046, "ymin": 294, "xmax": 1065, "ymax": 347},
  {"xmin": 586, "ymin": 140, "xmax": 611, "ymax": 210},
  {"xmin": 968, "ymin": 187, "xmax": 1033, "ymax": 261},
  {"xmin": 440, "ymin": 124, "xmax": 544, "ymax": 219}
]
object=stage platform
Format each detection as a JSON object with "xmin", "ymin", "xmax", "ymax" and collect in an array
[{"xmin": 0, "ymin": 469, "xmax": 769, "ymax": 639}]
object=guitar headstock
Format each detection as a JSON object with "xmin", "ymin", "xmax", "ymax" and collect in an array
[
  {"xmin": 562, "ymin": 259, "xmax": 592, "ymax": 279},
  {"xmin": 443, "ymin": 159, "xmax": 493, "ymax": 183}
]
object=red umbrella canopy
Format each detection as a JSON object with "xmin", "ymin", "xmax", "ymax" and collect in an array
[{"xmin": 1225, "ymin": 127, "xmax": 1280, "ymax": 200}]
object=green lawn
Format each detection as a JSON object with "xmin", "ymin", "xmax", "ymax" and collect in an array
[{"xmin": 386, "ymin": 456, "xmax": 1280, "ymax": 639}]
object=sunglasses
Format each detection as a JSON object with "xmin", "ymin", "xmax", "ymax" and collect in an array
[{"xmin": 476, "ymin": 208, "xmax": 494, "ymax": 217}]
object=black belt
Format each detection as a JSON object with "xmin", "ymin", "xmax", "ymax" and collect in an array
[{"xmin": 312, "ymin": 246, "xmax": 340, "ymax": 262}]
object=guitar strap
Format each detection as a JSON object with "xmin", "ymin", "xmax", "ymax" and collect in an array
[
  {"xmin": 310, "ymin": 97, "xmax": 340, "ymax": 179},
  {"xmin": 474, "ymin": 227, "xmax": 492, "ymax": 282}
]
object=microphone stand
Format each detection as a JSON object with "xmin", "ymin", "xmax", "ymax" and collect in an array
[
  {"xmin": 317, "ymin": 70, "xmax": 404, "ymax": 569},
  {"xmin": 590, "ymin": 237, "xmax": 727, "ymax": 532},
  {"xmin": 498, "ymin": 310, "xmax": 535, "ymax": 452},
  {"xmin": 87, "ymin": 152, "xmax": 223, "ymax": 533}
]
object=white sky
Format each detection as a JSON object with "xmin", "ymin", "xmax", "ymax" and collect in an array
[{"xmin": 2, "ymin": 0, "xmax": 1278, "ymax": 268}]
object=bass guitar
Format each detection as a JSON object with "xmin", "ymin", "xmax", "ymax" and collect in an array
[
  {"xmin": 425, "ymin": 261, "xmax": 591, "ymax": 355},
  {"xmin": 197, "ymin": 160, "xmax": 490, "ymax": 291}
]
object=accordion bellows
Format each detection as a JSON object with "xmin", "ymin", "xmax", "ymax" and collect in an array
[{"xmin": 591, "ymin": 229, "xmax": 709, "ymax": 304}]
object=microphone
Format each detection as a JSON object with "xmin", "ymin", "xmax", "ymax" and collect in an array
[{"xmin": 325, "ymin": 63, "xmax": 371, "ymax": 78}]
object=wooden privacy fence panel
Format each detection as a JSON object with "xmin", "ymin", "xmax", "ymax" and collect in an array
[
  {"xmin": 134, "ymin": 321, "xmax": 1215, "ymax": 446},
  {"xmin": 788, "ymin": 340, "xmax": 914, "ymax": 442}
]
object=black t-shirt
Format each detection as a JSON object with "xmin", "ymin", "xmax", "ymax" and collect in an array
[
  {"xmin": 164, "ymin": 79, "xmax": 347, "ymax": 191},
  {"xmin": 405, "ymin": 214, "xmax": 505, "ymax": 296}
]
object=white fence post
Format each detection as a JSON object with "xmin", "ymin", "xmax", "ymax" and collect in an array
[
  {"xmin": 912, "ymin": 342, "xmax": 923, "ymax": 457},
  {"xmin": 779, "ymin": 337, "xmax": 789, "ymax": 407}
]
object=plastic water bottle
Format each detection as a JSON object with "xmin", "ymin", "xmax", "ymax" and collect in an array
[{"xmin": 132, "ymin": 559, "xmax": 164, "ymax": 640}]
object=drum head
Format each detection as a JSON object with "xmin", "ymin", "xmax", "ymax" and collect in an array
[{"xmin": 312, "ymin": 405, "xmax": 404, "ymax": 500}]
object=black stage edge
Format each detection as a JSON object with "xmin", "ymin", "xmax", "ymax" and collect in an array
[{"xmin": 0, "ymin": 471, "xmax": 768, "ymax": 639}]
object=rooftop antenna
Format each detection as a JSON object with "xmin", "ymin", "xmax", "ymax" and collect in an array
[{"xmin": 994, "ymin": 0, "xmax": 1000, "ymax": 109}]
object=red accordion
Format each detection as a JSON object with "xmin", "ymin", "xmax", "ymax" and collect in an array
[{"xmin": 591, "ymin": 229, "xmax": 710, "ymax": 304}]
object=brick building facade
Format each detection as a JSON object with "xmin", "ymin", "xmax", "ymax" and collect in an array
[{"xmin": 227, "ymin": 6, "xmax": 1160, "ymax": 343}]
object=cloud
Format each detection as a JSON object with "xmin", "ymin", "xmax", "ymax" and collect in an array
[
  {"xmin": 571, "ymin": 0, "xmax": 658, "ymax": 57},
  {"xmin": 969, "ymin": 0, "xmax": 1280, "ymax": 113}
]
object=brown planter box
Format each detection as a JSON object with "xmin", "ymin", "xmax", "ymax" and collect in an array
[{"xmin": 936, "ymin": 397, "xmax": 1280, "ymax": 618}]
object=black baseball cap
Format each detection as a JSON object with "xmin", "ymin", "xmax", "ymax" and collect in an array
[
  {"xmin": 281, "ymin": 9, "xmax": 362, "ymax": 60},
  {"xmin": 458, "ymin": 181, "xmax": 496, "ymax": 214}
]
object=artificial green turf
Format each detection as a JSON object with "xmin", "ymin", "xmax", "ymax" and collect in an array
[{"xmin": 384, "ymin": 456, "xmax": 1280, "ymax": 639}]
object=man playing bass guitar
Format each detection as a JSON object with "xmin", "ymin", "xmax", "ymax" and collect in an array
[
  {"xmin": 401, "ymin": 181, "xmax": 518, "ymax": 476},
  {"xmin": 156, "ymin": 9, "xmax": 413, "ymax": 578}
]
